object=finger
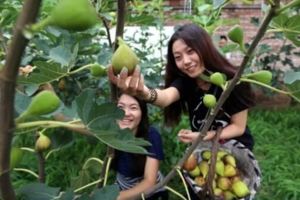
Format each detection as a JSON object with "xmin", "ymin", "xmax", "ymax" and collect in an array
[
  {"xmin": 118, "ymin": 67, "xmax": 129, "ymax": 90},
  {"xmin": 128, "ymin": 66, "xmax": 141, "ymax": 93},
  {"xmin": 136, "ymin": 74, "xmax": 145, "ymax": 97},
  {"xmin": 107, "ymin": 65, "xmax": 118, "ymax": 84}
]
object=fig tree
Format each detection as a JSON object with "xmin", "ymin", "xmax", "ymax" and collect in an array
[{"xmin": 111, "ymin": 37, "xmax": 139, "ymax": 75}]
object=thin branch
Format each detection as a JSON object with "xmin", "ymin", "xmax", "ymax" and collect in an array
[{"xmin": 0, "ymin": 1, "xmax": 42, "ymax": 199}]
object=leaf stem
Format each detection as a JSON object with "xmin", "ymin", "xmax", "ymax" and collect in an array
[
  {"xmin": 82, "ymin": 157, "xmax": 104, "ymax": 170},
  {"xmin": 13, "ymin": 168, "xmax": 39, "ymax": 178},
  {"xmin": 68, "ymin": 63, "xmax": 95, "ymax": 75},
  {"xmin": 176, "ymin": 167, "xmax": 191, "ymax": 200},
  {"xmin": 165, "ymin": 185, "xmax": 187, "ymax": 200},
  {"xmin": 74, "ymin": 179, "xmax": 103, "ymax": 193},
  {"xmin": 276, "ymin": 0, "xmax": 300, "ymax": 14},
  {"xmin": 16, "ymin": 120, "xmax": 85, "ymax": 131}
]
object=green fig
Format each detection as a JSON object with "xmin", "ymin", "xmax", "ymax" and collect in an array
[
  {"xmin": 228, "ymin": 25, "xmax": 244, "ymax": 46},
  {"xmin": 213, "ymin": 187, "xmax": 223, "ymax": 197},
  {"xmin": 210, "ymin": 72, "xmax": 226, "ymax": 87},
  {"xmin": 10, "ymin": 147, "xmax": 23, "ymax": 169},
  {"xmin": 35, "ymin": 133, "xmax": 51, "ymax": 152},
  {"xmin": 224, "ymin": 154, "xmax": 236, "ymax": 167},
  {"xmin": 198, "ymin": 160, "xmax": 209, "ymax": 178},
  {"xmin": 189, "ymin": 166, "xmax": 201, "ymax": 177},
  {"xmin": 17, "ymin": 91, "xmax": 61, "ymax": 122},
  {"xmin": 111, "ymin": 37, "xmax": 139, "ymax": 75},
  {"xmin": 203, "ymin": 94, "xmax": 216, "ymax": 109},
  {"xmin": 201, "ymin": 150, "xmax": 211, "ymax": 160},
  {"xmin": 244, "ymin": 70, "xmax": 272, "ymax": 85},
  {"xmin": 217, "ymin": 150, "xmax": 228, "ymax": 160},
  {"xmin": 224, "ymin": 164, "xmax": 237, "ymax": 177},
  {"xmin": 89, "ymin": 63, "xmax": 106, "ymax": 77},
  {"xmin": 231, "ymin": 180, "xmax": 250, "ymax": 198},
  {"xmin": 183, "ymin": 154, "xmax": 197, "ymax": 171},
  {"xmin": 224, "ymin": 191, "xmax": 236, "ymax": 200},
  {"xmin": 31, "ymin": 0, "xmax": 98, "ymax": 32},
  {"xmin": 215, "ymin": 160, "xmax": 225, "ymax": 176}
]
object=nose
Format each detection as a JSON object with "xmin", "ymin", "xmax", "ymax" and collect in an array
[
  {"xmin": 123, "ymin": 107, "xmax": 131, "ymax": 116},
  {"xmin": 183, "ymin": 54, "xmax": 191, "ymax": 66}
]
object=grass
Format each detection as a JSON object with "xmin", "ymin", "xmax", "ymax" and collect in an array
[{"xmin": 11, "ymin": 106, "xmax": 300, "ymax": 199}]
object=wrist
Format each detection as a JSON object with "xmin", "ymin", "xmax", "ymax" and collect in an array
[{"xmin": 144, "ymin": 88, "xmax": 158, "ymax": 103}]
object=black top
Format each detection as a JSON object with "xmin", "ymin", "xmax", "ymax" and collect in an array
[{"xmin": 171, "ymin": 77, "xmax": 255, "ymax": 150}]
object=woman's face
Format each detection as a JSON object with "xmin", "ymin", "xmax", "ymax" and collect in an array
[
  {"xmin": 117, "ymin": 94, "xmax": 142, "ymax": 134},
  {"xmin": 172, "ymin": 39, "xmax": 205, "ymax": 78}
]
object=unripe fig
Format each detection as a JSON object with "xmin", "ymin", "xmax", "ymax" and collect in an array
[
  {"xmin": 18, "ymin": 91, "xmax": 61, "ymax": 121},
  {"xmin": 89, "ymin": 63, "xmax": 106, "ymax": 77},
  {"xmin": 215, "ymin": 160, "xmax": 225, "ymax": 176},
  {"xmin": 244, "ymin": 70, "xmax": 272, "ymax": 84},
  {"xmin": 201, "ymin": 150, "xmax": 211, "ymax": 160},
  {"xmin": 189, "ymin": 166, "xmax": 201, "ymax": 177},
  {"xmin": 31, "ymin": 0, "xmax": 98, "ymax": 32},
  {"xmin": 228, "ymin": 25, "xmax": 244, "ymax": 46},
  {"xmin": 203, "ymin": 94, "xmax": 216, "ymax": 109},
  {"xmin": 224, "ymin": 164, "xmax": 237, "ymax": 177},
  {"xmin": 35, "ymin": 133, "xmax": 51, "ymax": 152},
  {"xmin": 10, "ymin": 147, "xmax": 23, "ymax": 169},
  {"xmin": 111, "ymin": 37, "xmax": 139, "ymax": 75},
  {"xmin": 213, "ymin": 187, "xmax": 223, "ymax": 197},
  {"xmin": 224, "ymin": 191, "xmax": 236, "ymax": 200},
  {"xmin": 183, "ymin": 154, "xmax": 197, "ymax": 171},
  {"xmin": 217, "ymin": 150, "xmax": 228, "ymax": 160},
  {"xmin": 231, "ymin": 180, "xmax": 250, "ymax": 198},
  {"xmin": 198, "ymin": 160, "xmax": 209, "ymax": 178},
  {"xmin": 210, "ymin": 72, "xmax": 226, "ymax": 87},
  {"xmin": 223, "ymin": 154, "xmax": 236, "ymax": 167}
]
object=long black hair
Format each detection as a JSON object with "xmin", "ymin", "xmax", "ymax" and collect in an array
[
  {"xmin": 112, "ymin": 94, "xmax": 149, "ymax": 176},
  {"xmin": 164, "ymin": 23, "xmax": 252, "ymax": 125}
]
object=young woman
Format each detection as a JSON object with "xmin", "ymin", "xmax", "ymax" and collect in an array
[
  {"xmin": 112, "ymin": 93, "xmax": 168, "ymax": 200},
  {"xmin": 108, "ymin": 23, "xmax": 255, "ymax": 151}
]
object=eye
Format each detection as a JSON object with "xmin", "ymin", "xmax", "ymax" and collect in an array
[
  {"xmin": 187, "ymin": 48, "xmax": 194, "ymax": 54},
  {"xmin": 174, "ymin": 55, "xmax": 181, "ymax": 61},
  {"xmin": 130, "ymin": 106, "xmax": 138, "ymax": 111}
]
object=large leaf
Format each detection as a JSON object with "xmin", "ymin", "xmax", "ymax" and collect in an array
[
  {"xmin": 17, "ymin": 183, "xmax": 60, "ymax": 200},
  {"xmin": 283, "ymin": 71, "xmax": 300, "ymax": 84},
  {"xmin": 18, "ymin": 61, "xmax": 69, "ymax": 85},
  {"xmin": 70, "ymin": 169, "xmax": 92, "ymax": 190},
  {"xmin": 90, "ymin": 185, "xmax": 119, "ymax": 200},
  {"xmin": 75, "ymin": 89, "xmax": 151, "ymax": 154},
  {"xmin": 270, "ymin": 14, "xmax": 300, "ymax": 46}
]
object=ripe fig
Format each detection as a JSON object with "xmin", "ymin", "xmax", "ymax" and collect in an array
[
  {"xmin": 217, "ymin": 177, "xmax": 231, "ymax": 190},
  {"xmin": 10, "ymin": 147, "xmax": 23, "ymax": 169},
  {"xmin": 210, "ymin": 72, "xmax": 226, "ymax": 87},
  {"xmin": 189, "ymin": 166, "xmax": 201, "ymax": 177},
  {"xmin": 231, "ymin": 180, "xmax": 250, "ymax": 198},
  {"xmin": 198, "ymin": 160, "xmax": 209, "ymax": 178},
  {"xmin": 194, "ymin": 176, "xmax": 206, "ymax": 187},
  {"xmin": 31, "ymin": 0, "xmax": 98, "ymax": 32},
  {"xmin": 213, "ymin": 187, "xmax": 223, "ymax": 197},
  {"xmin": 244, "ymin": 70, "xmax": 272, "ymax": 85},
  {"xmin": 183, "ymin": 154, "xmax": 197, "ymax": 171},
  {"xmin": 228, "ymin": 25, "xmax": 244, "ymax": 46},
  {"xmin": 89, "ymin": 63, "xmax": 106, "ymax": 77},
  {"xmin": 111, "ymin": 37, "xmax": 139, "ymax": 75},
  {"xmin": 203, "ymin": 94, "xmax": 216, "ymax": 109},
  {"xmin": 17, "ymin": 91, "xmax": 61, "ymax": 121},
  {"xmin": 35, "ymin": 133, "xmax": 51, "ymax": 152}
]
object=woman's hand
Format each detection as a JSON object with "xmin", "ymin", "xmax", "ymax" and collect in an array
[
  {"xmin": 178, "ymin": 129, "xmax": 198, "ymax": 143},
  {"xmin": 107, "ymin": 65, "xmax": 149, "ymax": 100}
]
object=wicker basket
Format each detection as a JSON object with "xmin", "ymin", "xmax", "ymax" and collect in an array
[{"xmin": 183, "ymin": 139, "xmax": 261, "ymax": 200}]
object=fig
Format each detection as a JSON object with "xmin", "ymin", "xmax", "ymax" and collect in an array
[
  {"xmin": 111, "ymin": 37, "xmax": 139, "ymax": 75},
  {"xmin": 183, "ymin": 154, "xmax": 197, "ymax": 171},
  {"xmin": 189, "ymin": 166, "xmax": 201, "ymax": 177},
  {"xmin": 224, "ymin": 164, "xmax": 237, "ymax": 177},
  {"xmin": 198, "ymin": 160, "xmax": 209, "ymax": 178},
  {"xmin": 231, "ymin": 180, "xmax": 250, "ymax": 198},
  {"xmin": 217, "ymin": 150, "xmax": 228, "ymax": 160},
  {"xmin": 35, "ymin": 133, "xmax": 51, "ymax": 152},
  {"xmin": 31, "ymin": 0, "xmax": 98, "ymax": 32},
  {"xmin": 213, "ymin": 188, "xmax": 223, "ymax": 197},
  {"xmin": 10, "ymin": 147, "xmax": 23, "ymax": 169},
  {"xmin": 228, "ymin": 25, "xmax": 244, "ymax": 46},
  {"xmin": 210, "ymin": 72, "xmax": 225, "ymax": 87},
  {"xmin": 244, "ymin": 70, "xmax": 272, "ymax": 85},
  {"xmin": 201, "ymin": 150, "xmax": 211, "ymax": 160},
  {"xmin": 224, "ymin": 154, "xmax": 236, "ymax": 167},
  {"xmin": 89, "ymin": 63, "xmax": 106, "ymax": 77},
  {"xmin": 17, "ymin": 90, "xmax": 61, "ymax": 121},
  {"xmin": 215, "ymin": 160, "xmax": 225, "ymax": 176},
  {"xmin": 203, "ymin": 94, "xmax": 216, "ymax": 109},
  {"xmin": 194, "ymin": 176, "xmax": 206, "ymax": 187},
  {"xmin": 217, "ymin": 177, "xmax": 231, "ymax": 190},
  {"xmin": 224, "ymin": 191, "xmax": 236, "ymax": 200}
]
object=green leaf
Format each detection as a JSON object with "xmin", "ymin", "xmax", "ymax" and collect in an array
[
  {"xmin": 284, "ymin": 15, "xmax": 300, "ymax": 46},
  {"xmin": 271, "ymin": 14, "xmax": 288, "ymax": 29},
  {"xmin": 57, "ymin": 190, "xmax": 75, "ymax": 200},
  {"xmin": 17, "ymin": 183, "xmax": 60, "ymax": 200},
  {"xmin": 70, "ymin": 169, "xmax": 92, "ymax": 190},
  {"xmin": 90, "ymin": 185, "xmax": 120, "ymax": 200},
  {"xmin": 283, "ymin": 71, "xmax": 300, "ymax": 84},
  {"xmin": 18, "ymin": 61, "xmax": 69, "ymax": 85}
]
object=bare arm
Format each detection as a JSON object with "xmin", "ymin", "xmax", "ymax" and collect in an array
[
  {"xmin": 108, "ymin": 65, "xmax": 180, "ymax": 108},
  {"xmin": 117, "ymin": 157, "xmax": 160, "ymax": 200},
  {"xmin": 178, "ymin": 109, "xmax": 248, "ymax": 143}
]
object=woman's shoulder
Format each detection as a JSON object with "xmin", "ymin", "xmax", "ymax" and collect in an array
[{"xmin": 148, "ymin": 126, "xmax": 161, "ymax": 139}]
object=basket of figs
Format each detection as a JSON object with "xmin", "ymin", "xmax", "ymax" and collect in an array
[{"xmin": 182, "ymin": 139, "xmax": 261, "ymax": 200}]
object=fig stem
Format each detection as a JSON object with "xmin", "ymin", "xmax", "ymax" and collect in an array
[
  {"xmin": 68, "ymin": 63, "xmax": 95, "ymax": 75},
  {"xmin": 16, "ymin": 120, "xmax": 85, "ymax": 131},
  {"xmin": 176, "ymin": 167, "xmax": 191, "ymax": 200},
  {"xmin": 82, "ymin": 157, "xmax": 104, "ymax": 170}
]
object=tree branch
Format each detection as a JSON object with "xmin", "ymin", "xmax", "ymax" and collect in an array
[{"xmin": 0, "ymin": 1, "xmax": 42, "ymax": 199}]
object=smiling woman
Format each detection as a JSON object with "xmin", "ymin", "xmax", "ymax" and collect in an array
[{"xmin": 111, "ymin": 93, "xmax": 168, "ymax": 200}]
